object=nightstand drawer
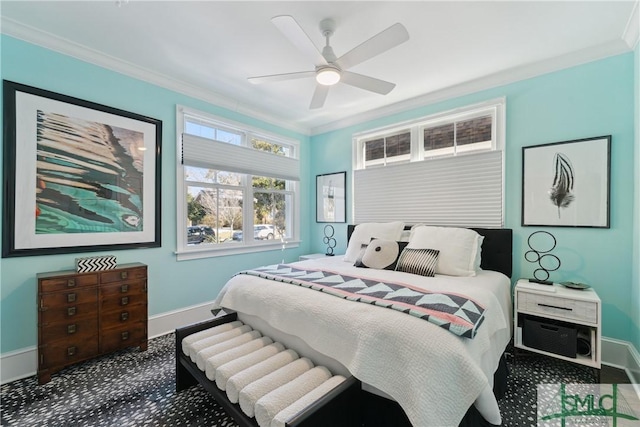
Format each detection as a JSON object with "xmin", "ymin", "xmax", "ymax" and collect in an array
[{"xmin": 517, "ymin": 292, "xmax": 597, "ymax": 324}]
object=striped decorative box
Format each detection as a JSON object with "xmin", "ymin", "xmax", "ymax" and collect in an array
[{"xmin": 75, "ymin": 255, "xmax": 117, "ymax": 273}]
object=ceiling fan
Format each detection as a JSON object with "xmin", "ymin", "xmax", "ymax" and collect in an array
[{"xmin": 248, "ymin": 15, "xmax": 410, "ymax": 109}]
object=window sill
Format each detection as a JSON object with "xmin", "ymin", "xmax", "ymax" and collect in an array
[{"xmin": 176, "ymin": 240, "xmax": 300, "ymax": 261}]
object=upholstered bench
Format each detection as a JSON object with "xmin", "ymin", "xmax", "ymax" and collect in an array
[{"xmin": 176, "ymin": 312, "xmax": 361, "ymax": 427}]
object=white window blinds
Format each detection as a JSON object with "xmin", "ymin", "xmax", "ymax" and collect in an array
[
  {"xmin": 182, "ymin": 133, "xmax": 300, "ymax": 181},
  {"xmin": 354, "ymin": 150, "xmax": 503, "ymax": 227}
]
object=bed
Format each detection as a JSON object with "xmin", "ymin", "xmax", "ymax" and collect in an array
[{"xmin": 178, "ymin": 224, "xmax": 513, "ymax": 427}]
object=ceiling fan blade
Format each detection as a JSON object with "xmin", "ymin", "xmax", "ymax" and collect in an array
[
  {"xmin": 248, "ymin": 71, "xmax": 316, "ymax": 84},
  {"xmin": 335, "ymin": 23, "xmax": 409, "ymax": 70},
  {"xmin": 272, "ymin": 15, "xmax": 328, "ymax": 67},
  {"xmin": 309, "ymin": 84, "xmax": 330, "ymax": 109},
  {"xmin": 341, "ymin": 71, "xmax": 396, "ymax": 95}
]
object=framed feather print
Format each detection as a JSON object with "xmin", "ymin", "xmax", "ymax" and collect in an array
[{"xmin": 522, "ymin": 136, "xmax": 611, "ymax": 228}]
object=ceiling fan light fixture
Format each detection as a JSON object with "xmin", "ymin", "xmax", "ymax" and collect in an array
[{"xmin": 316, "ymin": 67, "xmax": 341, "ymax": 86}]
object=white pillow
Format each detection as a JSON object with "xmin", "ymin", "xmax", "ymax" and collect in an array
[
  {"xmin": 344, "ymin": 222, "xmax": 405, "ymax": 262},
  {"xmin": 407, "ymin": 226, "xmax": 483, "ymax": 277},
  {"xmin": 473, "ymin": 235, "xmax": 484, "ymax": 271}
]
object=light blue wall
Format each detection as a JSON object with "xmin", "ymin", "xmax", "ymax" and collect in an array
[
  {"xmin": 310, "ymin": 53, "xmax": 636, "ymax": 343},
  {"xmin": 633, "ymin": 41, "xmax": 640, "ymax": 352},
  {"xmin": 0, "ymin": 35, "xmax": 313, "ymax": 353},
  {"xmin": 1, "ymin": 34, "xmax": 637, "ymax": 352}
]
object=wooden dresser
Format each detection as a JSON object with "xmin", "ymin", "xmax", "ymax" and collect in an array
[{"xmin": 37, "ymin": 263, "xmax": 148, "ymax": 384}]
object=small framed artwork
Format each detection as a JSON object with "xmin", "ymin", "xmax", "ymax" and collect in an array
[
  {"xmin": 316, "ymin": 171, "xmax": 346, "ymax": 223},
  {"xmin": 522, "ymin": 135, "xmax": 611, "ymax": 228},
  {"xmin": 2, "ymin": 81, "xmax": 162, "ymax": 257}
]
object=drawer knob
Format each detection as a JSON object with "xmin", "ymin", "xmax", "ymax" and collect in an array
[
  {"xmin": 121, "ymin": 271, "xmax": 128, "ymax": 280},
  {"xmin": 121, "ymin": 311, "xmax": 129, "ymax": 321},
  {"xmin": 67, "ymin": 346, "xmax": 77, "ymax": 356},
  {"xmin": 67, "ymin": 307, "xmax": 77, "ymax": 316},
  {"xmin": 67, "ymin": 293, "xmax": 76, "ymax": 303},
  {"xmin": 121, "ymin": 331, "xmax": 130, "ymax": 341},
  {"xmin": 67, "ymin": 324, "xmax": 77, "ymax": 334},
  {"xmin": 67, "ymin": 279, "xmax": 76, "ymax": 287},
  {"xmin": 121, "ymin": 296, "xmax": 129, "ymax": 306},
  {"xmin": 121, "ymin": 284, "xmax": 129, "ymax": 293}
]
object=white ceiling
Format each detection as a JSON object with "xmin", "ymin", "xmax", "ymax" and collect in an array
[{"xmin": 1, "ymin": 1, "xmax": 638, "ymax": 135}]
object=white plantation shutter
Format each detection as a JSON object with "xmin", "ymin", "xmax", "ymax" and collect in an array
[
  {"xmin": 354, "ymin": 150, "xmax": 503, "ymax": 227},
  {"xmin": 182, "ymin": 133, "xmax": 300, "ymax": 181}
]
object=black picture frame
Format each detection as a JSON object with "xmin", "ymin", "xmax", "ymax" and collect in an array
[
  {"xmin": 522, "ymin": 135, "xmax": 611, "ymax": 228},
  {"xmin": 316, "ymin": 171, "xmax": 346, "ymax": 223},
  {"xmin": 2, "ymin": 80, "xmax": 162, "ymax": 257}
]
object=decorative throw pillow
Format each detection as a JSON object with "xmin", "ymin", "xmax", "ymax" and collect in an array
[
  {"xmin": 395, "ymin": 248, "xmax": 440, "ymax": 277},
  {"xmin": 344, "ymin": 222, "xmax": 405, "ymax": 262},
  {"xmin": 354, "ymin": 240, "xmax": 408, "ymax": 270},
  {"xmin": 408, "ymin": 226, "xmax": 482, "ymax": 277}
]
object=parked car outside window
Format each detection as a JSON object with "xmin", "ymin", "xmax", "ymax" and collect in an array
[
  {"xmin": 254, "ymin": 224, "xmax": 276, "ymax": 240},
  {"xmin": 187, "ymin": 225, "xmax": 216, "ymax": 244},
  {"xmin": 232, "ymin": 225, "xmax": 277, "ymax": 241}
]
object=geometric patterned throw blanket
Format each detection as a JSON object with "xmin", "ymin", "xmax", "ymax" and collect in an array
[{"xmin": 237, "ymin": 264, "xmax": 486, "ymax": 339}]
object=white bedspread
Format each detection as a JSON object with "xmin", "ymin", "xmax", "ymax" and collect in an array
[{"xmin": 213, "ymin": 256, "xmax": 512, "ymax": 427}]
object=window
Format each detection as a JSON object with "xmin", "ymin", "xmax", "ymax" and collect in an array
[
  {"xmin": 177, "ymin": 107, "xmax": 299, "ymax": 259},
  {"xmin": 352, "ymin": 98, "xmax": 505, "ymax": 227},
  {"xmin": 363, "ymin": 130, "xmax": 411, "ymax": 167},
  {"xmin": 422, "ymin": 114, "xmax": 493, "ymax": 158}
]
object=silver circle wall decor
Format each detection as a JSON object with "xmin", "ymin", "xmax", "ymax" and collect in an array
[
  {"xmin": 323, "ymin": 225, "xmax": 336, "ymax": 256},
  {"xmin": 524, "ymin": 231, "xmax": 561, "ymax": 283}
]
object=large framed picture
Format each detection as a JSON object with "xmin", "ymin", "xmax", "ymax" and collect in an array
[
  {"xmin": 2, "ymin": 81, "xmax": 162, "ymax": 257},
  {"xmin": 316, "ymin": 171, "xmax": 346, "ymax": 223},
  {"xmin": 522, "ymin": 135, "xmax": 611, "ymax": 228}
]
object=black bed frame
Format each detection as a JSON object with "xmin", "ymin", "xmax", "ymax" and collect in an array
[{"xmin": 176, "ymin": 226, "xmax": 513, "ymax": 427}]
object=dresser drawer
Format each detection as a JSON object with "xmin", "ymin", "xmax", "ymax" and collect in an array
[
  {"xmin": 100, "ymin": 304, "xmax": 146, "ymax": 330},
  {"xmin": 100, "ymin": 267, "xmax": 146, "ymax": 284},
  {"xmin": 39, "ymin": 339, "xmax": 99, "ymax": 368},
  {"xmin": 100, "ymin": 292, "xmax": 146, "ymax": 312},
  {"xmin": 100, "ymin": 281, "xmax": 146, "ymax": 299},
  {"xmin": 100, "ymin": 322, "xmax": 146, "ymax": 354},
  {"xmin": 40, "ymin": 287, "xmax": 98, "ymax": 307},
  {"xmin": 517, "ymin": 291, "xmax": 598, "ymax": 324},
  {"xmin": 39, "ymin": 273, "xmax": 98, "ymax": 292},
  {"xmin": 40, "ymin": 318, "xmax": 98, "ymax": 343},
  {"xmin": 40, "ymin": 288, "xmax": 98, "ymax": 325}
]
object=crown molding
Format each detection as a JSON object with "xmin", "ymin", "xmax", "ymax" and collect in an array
[
  {"xmin": 0, "ymin": 17, "xmax": 311, "ymax": 136},
  {"xmin": 2, "ymin": 15, "xmax": 634, "ymax": 139},
  {"xmin": 310, "ymin": 38, "xmax": 633, "ymax": 136}
]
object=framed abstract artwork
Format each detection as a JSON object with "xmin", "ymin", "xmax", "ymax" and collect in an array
[
  {"xmin": 2, "ymin": 81, "xmax": 162, "ymax": 257},
  {"xmin": 522, "ymin": 135, "xmax": 611, "ymax": 228},
  {"xmin": 316, "ymin": 171, "xmax": 346, "ymax": 223}
]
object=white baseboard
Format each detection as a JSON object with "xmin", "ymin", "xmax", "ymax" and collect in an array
[
  {"xmin": 1, "ymin": 345, "xmax": 38, "ymax": 384},
  {"xmin": 602, "ymin": 336, "xmax": 640, "ymax": 385},
  {"xmin": 0, "ymin": 300, "xmax": 216, "ymax": 385},
  {"xmin": 3, "ymin": 307, "xmax": 639, "ymax": 385},
  {"xmin": 147, "ymin": 300, "xmax": 216, "ymax": 339}
]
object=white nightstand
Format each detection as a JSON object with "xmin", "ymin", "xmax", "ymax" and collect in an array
[
  {"xmin": 299, "ymin": 253, "xmax": 329, "ymax": 261},
  {"xmin": 514, "ymin": 279, "xmax": 601, "ymax": 369}
]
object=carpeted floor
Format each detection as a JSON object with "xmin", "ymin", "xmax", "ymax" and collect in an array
[
  {"xmin": 1, "ymin": 334, "xmax": 234, "ymax": 427},
  {"xmin": 0, "ymin": 334, "xmax": 615, "ymax": 427}
]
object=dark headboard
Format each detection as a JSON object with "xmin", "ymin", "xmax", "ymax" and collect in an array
[{"xmin": 347, "ymin": 225, "xmax": 513, "ymax": 278}]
